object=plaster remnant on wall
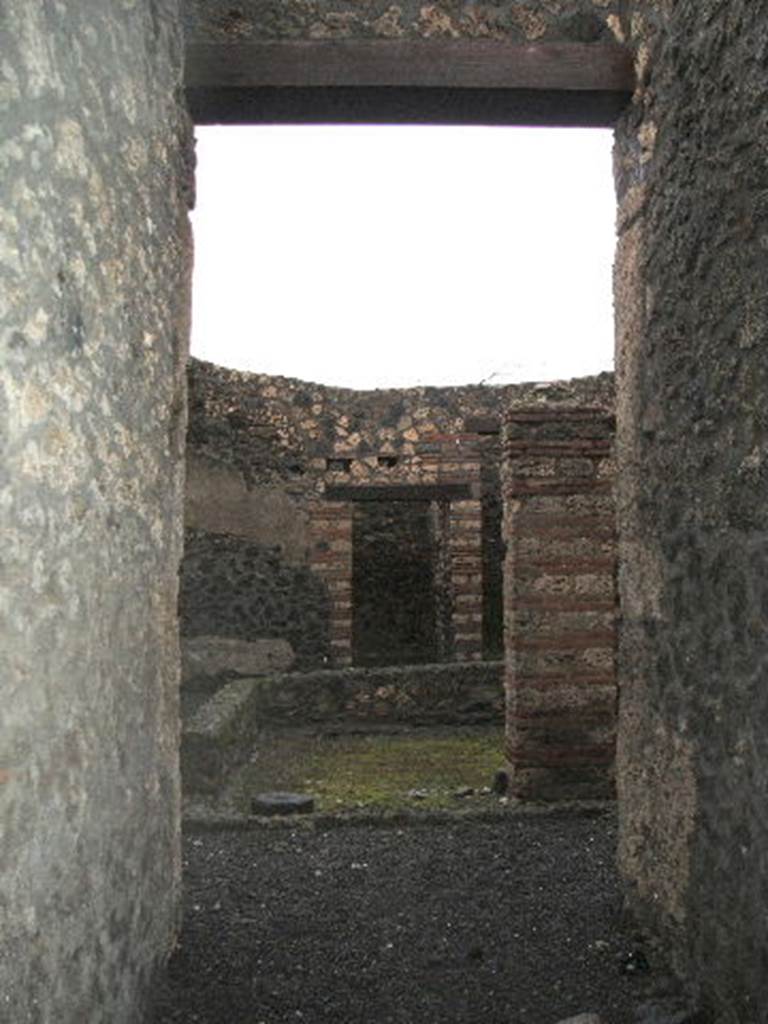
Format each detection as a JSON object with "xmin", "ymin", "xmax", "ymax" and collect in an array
[
  {"xmin": 185, "ymin": 453, "xmax": 310, "ymax": 561},
  {"xmin": 617, "ymin": 539, "xmax": 663, "ymax": 620}
]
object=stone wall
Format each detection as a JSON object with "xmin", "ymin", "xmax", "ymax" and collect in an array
[
  {"xmin": 183, "ymin": 359, "xmax": 613, "ymax": 670},
  {"xmin": 0, "ymin": 2, "xmax": 191, "ymax": 1022},
  {"xmin": 613, "ymin": 3, "xmax": 768, "ymax": 1019},
  {"xmin": 180, "ymin": 528, "xmax": 331, "ymax": 666},
  {"xmin": 503, "ymin": 406, "xmax": 617, "ymax": 801},
  {"xmin": 182, "ymin": 0, "xmax": 624, "ymax": 45},
  {"xmin": 184, "ymin": 358, "xmax": 506, "ymax": 666}
]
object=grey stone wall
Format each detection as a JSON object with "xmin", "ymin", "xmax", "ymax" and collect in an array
[
  {"xmin": 0, "ymin": 2, "xmax": 192, "ymax": 1022},
  {"xmin": 614, "ymin": 2, "xmax": 768, "ymax": 1019},
  {"xmin": 185, "ymin": 356, "xmax": 511, "ymax": 488},
  {"xmin": 182, "ymin": 0, "xmax": 623, "ymax": 44}
]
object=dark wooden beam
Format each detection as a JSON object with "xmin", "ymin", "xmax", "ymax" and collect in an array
[
  {"xmin": 325, "ymin": 483, "xmax": 472, "ymax": 502},
  {"xmin": 185, "ymin": 40, "xmax": 634, "ymax": 127},
  {"xmin": 186, "ymin": 40, "xmax": 634, "ymax": 92}
]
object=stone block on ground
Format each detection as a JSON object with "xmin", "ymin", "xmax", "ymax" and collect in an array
[
  {"xmin": 181, "ymin": 635, "xmax": 295, "ymax": 685},
  {"xmin": 181, "ymin": 679, "xmax": 257, "ymax": 794}
]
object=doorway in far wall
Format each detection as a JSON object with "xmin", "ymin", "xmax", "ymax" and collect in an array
[{"xmin": 352, "ymin": 499, "xmax": 438, "ymax": 666}]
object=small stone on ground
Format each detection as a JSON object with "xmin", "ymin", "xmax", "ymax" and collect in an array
[{"xmin": 250, "ymin": 792, "xmax": 314, "ymax": 816}]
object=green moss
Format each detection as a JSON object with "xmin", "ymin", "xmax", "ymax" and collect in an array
[{"xmin": 226, "ymin": 726, "xmax": 505, "ymax": 814}]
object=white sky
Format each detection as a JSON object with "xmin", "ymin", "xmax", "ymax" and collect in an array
[{"xmin": 191, "ymin": 125, "xmax": 616, "ymax": 389}]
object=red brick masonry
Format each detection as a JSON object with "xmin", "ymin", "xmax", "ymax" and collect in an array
[
  {"xmin": 503, "ymin": 408, "xmax": 617, "ymax": 800},
  {"xmin": 308, "ymin": 501, "xmax": 354, "ymax": 667}
]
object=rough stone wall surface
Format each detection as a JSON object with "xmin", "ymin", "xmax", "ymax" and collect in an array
[
  {"xmin": 180, "ymin": 528, "xmax": 331, "ymax": 668},
  {"xmin": 182, "ymin": 0, "xmax": 622, "ymax": 44},
  {"xmin": 503, "ymin": 406, "xmax": 617, "ymax": 801},
  {"xmin": 0, "ymin": 3, "xmax": 191, "ymax": 1022},
  {"xmin": 207, "ymin": 661, "xmax": 505, "ymax": 729},
  {"xmin": 186, "ymin": 356, "xmax": 512, "ymax": 489},
  {"xmin": 613, "ymin": 2, "xmax": 768, "ymax": 1019}
]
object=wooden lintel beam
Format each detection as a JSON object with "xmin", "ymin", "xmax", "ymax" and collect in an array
[
  {"xmin": 325, "ymin": 483, "xmax": 472, "ymax": 502},
  {"xmin": 186, "ymin": 40, "xmax": 634, "ymax": 92},
  {"xmin": 185, "ymin": 40, "xmax": 634, "ymax": 127}
]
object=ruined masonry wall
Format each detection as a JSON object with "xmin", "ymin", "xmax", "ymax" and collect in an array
[
  {"xmin": 0, "ymin": 3, "xmax": 192, "ymax": 1022},
  {"xmin": 184, "ymin": 358, "xmax": 510, "ymax": 666},
  {"xmin": 183, "ymin": 359, "xmax": 613, "ymax": 669}
]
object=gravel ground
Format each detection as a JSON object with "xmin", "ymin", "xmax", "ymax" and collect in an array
[{"xmin": 150, "ymin": 810, "xmax": 683, "ymax": 1024}]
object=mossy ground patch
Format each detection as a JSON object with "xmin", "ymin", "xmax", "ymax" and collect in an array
[{"xmin": 225, "ymin": 725, "xmax": 506, "ymax": 815}]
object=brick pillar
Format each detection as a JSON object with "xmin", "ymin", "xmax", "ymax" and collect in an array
[
  {"xmin": 503, "ymin": 408, "xmax": 617, "ymax": 800},
  {"xmin": 449, "ymin": 499, "xmax": 484, "ymax": 661},
  {"xmin": 308, "ymin": 501, "xmax": 353, "ymax": 667}
]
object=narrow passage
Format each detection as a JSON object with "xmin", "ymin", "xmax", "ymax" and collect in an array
[{"xmin": 151, "ymin": 813, "xmax": 675, "ymax": 1024}]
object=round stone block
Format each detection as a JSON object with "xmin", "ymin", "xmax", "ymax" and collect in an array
[{"xmin": 251, "ymin": 792, "xmax": 315, "ymax": 817}]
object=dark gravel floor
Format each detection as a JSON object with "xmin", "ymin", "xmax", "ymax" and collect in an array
[{"xmin": 150, "ymin": 810, "xmax": 681, "ymax": 1024}]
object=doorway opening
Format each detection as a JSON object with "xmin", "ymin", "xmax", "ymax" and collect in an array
[{"xmin": 179, "ymin": 123, "xmax": 617, "ymax": 813}]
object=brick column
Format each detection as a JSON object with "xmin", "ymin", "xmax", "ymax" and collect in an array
[
  {"xmin": 448, "ymin": 499, "xmax": 484, "ymax": 661},
  {"xmin": 503, "ymin": 408, "xmax": 617, "ymax": 800},
  {"xmin": 308, "ymin": 501, "xmax": 353, "ymax": 667}
]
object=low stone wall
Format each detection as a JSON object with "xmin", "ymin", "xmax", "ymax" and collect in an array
[
  {"xmin": 181, "ymin": 680, "xmax": 259, "ymax": 794},
  {"xmin": 181, "ymin": 662, "xmax": 504, "ymax": 793},
  {"xmin": 243, "ymin": 661, "xmax": 504, "ymax": 725}
]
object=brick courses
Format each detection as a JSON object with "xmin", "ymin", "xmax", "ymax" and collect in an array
[{"xmin": 503, "ymin": 407, "xmax": 618, "ymax": 800}]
